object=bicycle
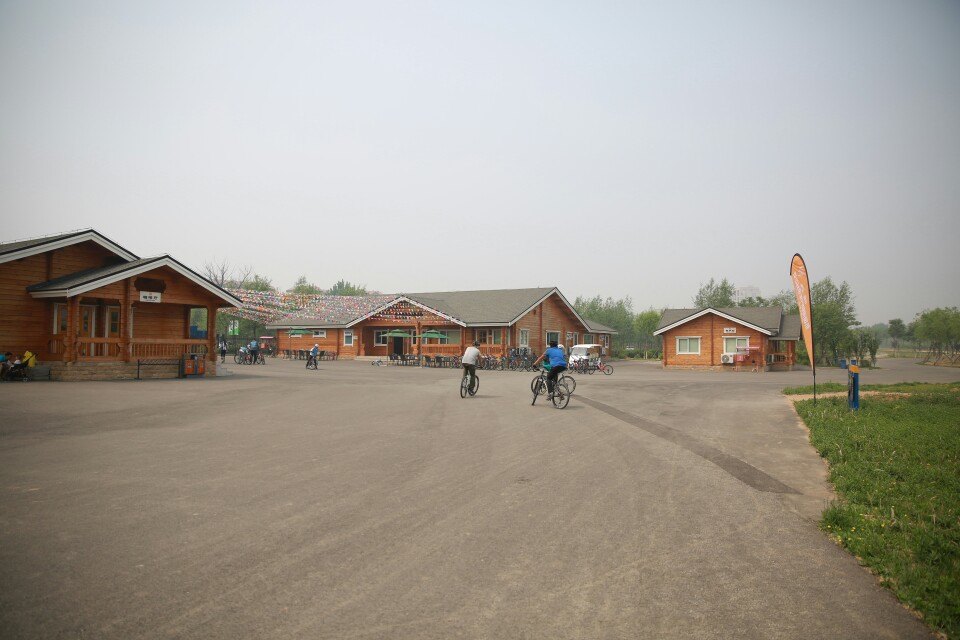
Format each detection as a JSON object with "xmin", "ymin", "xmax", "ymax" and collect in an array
[
  {"xmin": 529, "ymin": 366, "xmax": 576, "ymax": 394},
  {"xmin": 530, "ymin": 368, "xmax": 571, "ymax": 409},
  {"xmin": 460, "ymin": 371, "xmax": 479, "ymax": 398},
  {"xmin": 306, "ymin": 354, "xmax": 319, "ymax": 370},
  {"xmin": 371, "ymin": 358, "xmax": 384, "ymax": 366},
  {"xmin": 595, "ymin": 359, "xmax": 614, "ymax": 375}
]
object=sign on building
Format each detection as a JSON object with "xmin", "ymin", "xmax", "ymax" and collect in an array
[{"xmin": 139, "ymin": 291, "xmax": 162, "ymax": 303}]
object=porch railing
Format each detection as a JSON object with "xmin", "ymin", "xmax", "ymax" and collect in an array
[
  {"xmin": 130, "ymin": 339, "xmax": 208, "ymax": 358},
  {"xmin": 76, "ymin": 337, "xmax": 124, "ymax": 359},
  {"xmin": 420, "ymin": 345, "xmax": 462, "ymax": 356}
]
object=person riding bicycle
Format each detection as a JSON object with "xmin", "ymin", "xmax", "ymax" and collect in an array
[
  {"xmin": 309, "ymin": 343, "xmax": 320, "ymax": 365},
  {"xmin": 462, "ymin": 340, "xmax": 481, "ymax": 390},
  {"xmin": 533, "ymin": 340, "xmax": 567, "ymax": 398}
]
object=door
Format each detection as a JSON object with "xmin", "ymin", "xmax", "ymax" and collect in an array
[
  {"xmin": 79, "ymin": 305, "xmax": 96, "ymax": 356},
  {"xmin": 392, "ymin": 337, "xmax": 404, "ymax": 355},
  {"xmin": 105, "ymin": 307, "xmax": 121, "ymax": 357}
]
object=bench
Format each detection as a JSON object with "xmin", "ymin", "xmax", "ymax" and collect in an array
[{"xmin": 137, "ymin": 358, "xmax": 183, "ymax": 380}]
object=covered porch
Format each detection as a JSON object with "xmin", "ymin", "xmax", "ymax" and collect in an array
[{"xmin": 27, "ymin": 257, "xmax": 241, "ymax": 376}]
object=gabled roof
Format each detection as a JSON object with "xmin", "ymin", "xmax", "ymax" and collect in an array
[
  {"xmin": 0, "ymin": 229, "xmax": 138, "ymax": 265},
  {"xmin": 403, "ymin": 287, "xmax": 561, "ymax": 326},
  {"xmin": 582, "ymin": 318, "xmax": 618, "ymax": 334},
  {"xmin": 266, "ymin": 287, "xmax": 614, "ymax": 332},
  {"xmin": 654, "ymin": 307, "xmax": 783, "ymax": 336},
  {"xmin": 265, "ymin": 295, "xmax": 398, "ymax": 329},
  {"xmin": 27, "ymin": 255, "xmax": 243, "ymax": 307}
]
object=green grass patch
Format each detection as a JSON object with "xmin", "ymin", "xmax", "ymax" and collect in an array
[
  {"xmin": 783, "ymin": 381, "xmax": 960, "ymax": 395},
  {"xmin": 794, "ymin": 388, "xmax": 960, "ymax": 638}
]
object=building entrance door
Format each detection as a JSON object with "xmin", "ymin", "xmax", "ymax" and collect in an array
[{"xmin": 392, "ymin": 337, "xmax": 404, "ymax": 355}]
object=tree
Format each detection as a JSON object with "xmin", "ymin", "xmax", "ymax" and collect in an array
[
  {"xmin": 288, "ymin": 276, "xmax": 324, "ymax": 295},
  {"xmin": 810, "ymin": 276, "xmax": 858, "ymax": 365},
  {"xmin": 634, "ymin": 308, "xmax": 662, "ymax": 358},
  {"xmin": 739, "ymin": 290, "xmax": 795, "ymax": 311},
  {"xmin": 694, "ymin": 278, "xmax": 735, "ymax": 308},
  {"xmin": 327, "ymin": 280, "xmax": 368, "ymax": 296},
  {"xmin": 913, "ymin": 307, "xmax": 960, "ymax": 363},
  {"xmin": 574, "ymin": 295, "xmax": 636, "ymax": 353},
  {"xmin": 240, "ymin": 274, "xmax": 274, "ymax": 292},
  {"xmin": 888, "ymin": 318, "xmax": 906, "ymax": 356}
]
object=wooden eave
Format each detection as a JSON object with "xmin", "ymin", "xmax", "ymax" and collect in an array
[
  {"xmin": 28, "ymin": 255, "xmax": 243, "ymax": 307},
  {"xmin": 0, "ymin": 229, "xmax": 138, "ymax": 265}
]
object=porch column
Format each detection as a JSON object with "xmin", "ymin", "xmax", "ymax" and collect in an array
[
  {"xmin": 537, "ymin": 303, "xmax": 543, "ymax": 353},
  {"xmin": 416, "ymin": 321, "xmax": 422, "ymax": 359},
  {"xmin": 66, "ymin": 296, "xmax": 80, "ymax": 362},
  {"xmin": 206, "ymin": 305, "xmax": 217, "ymax": 362},
  {"xmin": 120, "ymin": 279, "xmax": 132, "ymax": 362}
]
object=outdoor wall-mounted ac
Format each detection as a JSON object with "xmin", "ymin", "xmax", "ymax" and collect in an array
[{"xmin": 720, "ymin": 354, "xmax": 735, "ymax": 364}]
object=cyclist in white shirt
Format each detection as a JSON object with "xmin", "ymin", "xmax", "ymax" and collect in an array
[{"xmin": 462, "ymin": 340, "xmax": 481, "ymax": 390}]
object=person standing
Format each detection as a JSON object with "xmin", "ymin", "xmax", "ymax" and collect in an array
[
  {"xmin": 219, "ymin": 340, "xmax": 227, "ymax": 363},
  {"xmin": 248, "ymin": 338, "xmax": 260, "ymax": 364}
]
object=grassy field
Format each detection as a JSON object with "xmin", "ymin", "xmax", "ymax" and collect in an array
[
  {"xmin": 783, "ymin": 381, "xmax": 960, "ymax": 395},
  {"xmin": 791, "ymin": 384, "xmax": 960, "ymax": 638}
]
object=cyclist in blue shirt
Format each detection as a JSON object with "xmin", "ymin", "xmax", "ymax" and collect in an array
[{"xmin": 533, "ymin": 340, "xmax": 567, "ymax": 398}]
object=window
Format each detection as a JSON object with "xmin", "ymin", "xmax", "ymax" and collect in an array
[
  {"xmin": 475, "ymin": 329, "xmax": 501, "ymax": 344},
  {"xmin": 343, "ymin": 330, "xmax": 354, "ymax": 346},
  {"xmin": 313, "ymin": 330, "xmax": 326, "ymax": 338},
  {"xmin": 601, "ymin": 334, "xmax": 609, "ymax": 348},
  {"xmin": 583, "ymin": 333, "xmax": 594, "ymax": 344},
  {"xmin": 53, "ymin": 303, "xmax": 68, "ymax": 333},
  {"xmin": 108, "ymin": 309, "xmax": 120, "ymax": 335},
  {"xmin": 519, "ymin": 329, "xmax": 530, "ymax": 347},
  {"xmin": 546, "ymin": 331, "xmax": 559, "ymax": 345},
  {"xmin": 676, "ymin": 337, "xmax": 700, "ymax": 355},
  {"xmin": 434, "ymin": 329, "xmax": 460, "ymax": 344},
  {"xmin": 566, "ymin": 331, "xmax": 577, "ymax": 345},
  {"xmin": 290, "ymin": 331, "xmax": 301, "ymax": 339},
  {"xmin": 374, "ymin": 330, "xmax": 388, "ymax": 346},
  {"xmin": 723, "ymin": 337, "xmax": 748, "ymax": 354}
]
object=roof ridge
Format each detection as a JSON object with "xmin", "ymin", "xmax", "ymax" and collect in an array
[{"xmin": 0, "ymin": 228, "xmax": 93, "ymax": 244}]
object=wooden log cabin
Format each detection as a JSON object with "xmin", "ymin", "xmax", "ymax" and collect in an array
[
  {"xmin": 0, "ymin": 229, "xmax": 242, "ymax": 380},
  {"xmin": 268, "ymin": 287, "xmax": 617, "ymax": 360},
  {"xmin": 654, "ymin": 307, "xmax": 801, "ymax": 371}
]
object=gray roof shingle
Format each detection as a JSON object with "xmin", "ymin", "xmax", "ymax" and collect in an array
[
  {"xmin": 27, "ymin": 257, "xmax": 163, "ymax": 292},
  {"xmin": 404, "ymin": 287, "xmax": 555, "ymax": 324},
  {"xmin": 656, "ymin": 306, "xmax": 801, "ymax": 338}
]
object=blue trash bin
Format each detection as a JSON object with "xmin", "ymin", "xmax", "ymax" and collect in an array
[{"xmin": 839, "ymin": 358, "xmax": 847, "ymax": 369}]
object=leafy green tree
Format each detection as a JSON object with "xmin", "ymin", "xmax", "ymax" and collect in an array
[
  {"xmin": 888, "ymin": 318, "xmax": 906, "ymax": 355},
  {"xmin": 288, "ymin": 276, "xmax": 324, "ymax": 295},
  {"xmin": 327, "ymin": 280, "xmax": 368, "ymax": 296},
  {"xmin": 238, "ymin": 274, "xmax": 273, "ymax": 292},
  {"xmin": 810, "ymin": 276, "xmax": 858, "ymax": 365},
  {"xmin": 694, "ymin": 278, "xmax": 735, "ymax": 308},
  {"xmin": 634, "ymin": 308, "xmax": 662, "ymax": 358},
  {"xmin": 739, "ymin": 290, "xmax": 796, "ymax": 311},
  {"xmin": 574, "ymin": 295, "xmax": 636, "ymax": 352},
  {"xmin": 913, "ymin": 307, "xmax": 960, "ymax": 362}
]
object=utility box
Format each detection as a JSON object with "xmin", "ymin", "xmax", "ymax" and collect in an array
[
  {"xmin": 848, "ymin": 364, "xmax": 860, "ymax": 410},
  {"xmin": 183, "ymin": 354, "xmax": 206, "ymax": 377}
]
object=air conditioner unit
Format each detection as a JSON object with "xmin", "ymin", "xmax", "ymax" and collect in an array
[{"xmin": 720, "ymin": 354, "xmax": 734, "ymax": 364}]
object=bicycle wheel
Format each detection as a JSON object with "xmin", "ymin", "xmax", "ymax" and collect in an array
[
  {"xmin": 602, "ymin": 364, "xmax": 613, "ymax": 375},
  {"xmin": 530, "ymin": 375, "xmax": 541, "ymax": 394},
  {"xmin": 234, "ymin": 353, "xmax": 243, "ymax": 364},
  {"xmin": 469, "ymin": 375, "xmax": 479, "ymax": 396},
  {"xmin": 552, "ymin": 381, "xmax": 571, "ymax": 409},
  {"xmin": 258, "ymin": 353, "xmax": 265, "ymax": 364},
  {"xmin": 561, "ymin": 374, "xmax": 576, "ymax": 394},
  {"xmin": 460, "ymin": 376, "xmax": 469, "ymax": 398},
  {"xmin": 531, "ymin": 378, "xmax": 543, "ymax": 405}
]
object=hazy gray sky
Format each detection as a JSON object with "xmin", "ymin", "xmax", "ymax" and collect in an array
[{"xmin": 2, "ymin": 0, "xmax": 958, "ymax": 324}]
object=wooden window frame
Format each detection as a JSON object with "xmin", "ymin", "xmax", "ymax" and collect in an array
[
  {"xmin": 374, "ymin": 330, "xmax": 388, "ymax": 346},
  {"xmin": 545, "ymin": 330, "xmax": 560, "ymax": 346},
  {"xmin": 343, "ymin": 330, "xmax": 354, "ymax": 346}
]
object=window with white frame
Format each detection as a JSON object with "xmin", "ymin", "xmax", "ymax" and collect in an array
[
  {"xmin": 676, "ymin": 336, "xmax": 700, "ymax": 355},
  {"xmin": 343, "ymin": 330, "xmax": 354, "ymax": 346},
  {"xmin": 601, "ymin": 334, "xmax": 609, "ymax": 348},
  {"xmin": 545, "ymin": 330, "xmax": 559, "ymax": 345},
  {"xmin": 290, "ymin": 331, "xmax": 301, "ymax": 339},
  {"xmin": 313, "ymin": 329, "xmax": 326, "ymax": 338},
  {"xmin": 476, "ymin": 328, "xmax": 502, "ymax": 344},
  {"xmin": 583, "ymin": 333, "xmax": 594, "ymax": 344},
  {"xmin": 723, "ymin": 336, "xmax": 748, "ymax": 354},
  {"xmin": 519, "ymin": 329, "xmax": 530, "ymax": 347},
  {"xmin": 374, "ymin": 330, "xmax": 388, "ymax": 346}
]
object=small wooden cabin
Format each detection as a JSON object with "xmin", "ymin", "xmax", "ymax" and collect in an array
[
  {"xmin": 0, "ymin": 229, "xmax": 242, "ymax": 380},
  {"xmin": 268, "ymin": 288, "xmax": 617, "ymax": 359},
  {"xmin": 654, "ymin": 307, "xmax": 801, "ymax": 371}
]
